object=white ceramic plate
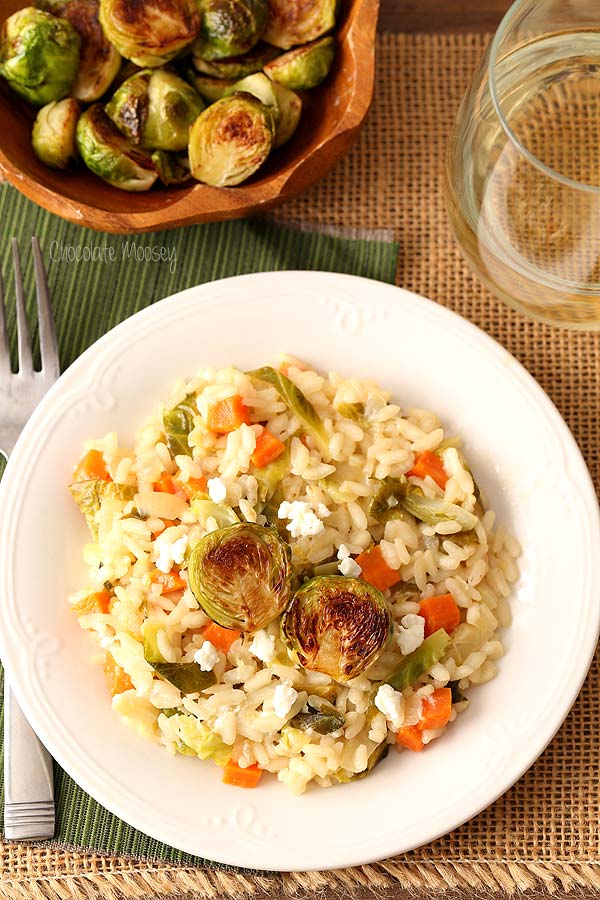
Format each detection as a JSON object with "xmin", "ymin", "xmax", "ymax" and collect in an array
[{"xmin": 0, "ymin": 272, "xmax": 598, "ymax": 871}]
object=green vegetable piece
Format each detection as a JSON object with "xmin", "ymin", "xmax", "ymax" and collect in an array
[
  {"xmin": 335, "ymin": 740, "xmax": 389, "ymax": 783},
  {"xmin": 162, "ymin": 394, "xmax": 198, "ymax": 457},
  {"xmin": 249, "ymin": 366, "xmax": 329, "ymax": 458},
  {"xmin": 194, "ymin": 0, "xmax": 269, "ymax": 61},
  {"xmin": 225, "ymin": 72, "xmax": 278, "ymax": 126},
  {"xmin": 152, "ymin": 149, "xmax": 193, "ymax": 186},
  {"xmin": 51, "ymin": 0, "xmax": 121, "ymax": 101},
  {"xmin": 98, "ymin": 0, "xmax": 200, "ymax": 67},
  {"xmin": 254, "ymin": 442, "xmax": 290, "ymax": 506},
  {"xmin": 337, "ymin": 402, "xmax": 366, "ymax": 426},
  {"xmin": 182, "ymin": 70, "xmax": 236, "ymax": 102},
  {"xmin": 0, "ymin": 7, "xmax": 80, "ymax": 106},
  {"xmin": 70, "ymin": 478, "xmax": 135, "ymax": 538},
  {"xmin": 172, "ymin": 714, "xmax": 230, "ymax": 764},
  {"xmin": 369, "ymin": 476, "xmax": 409, "ymax": 524},
  {"xmin": 312, "ymin": 560, "xmax": 339, "ymax": 577},
  {"xmin": 401, "ymin": 488, "xmax": 478, "ymax": 532},
  {"xmin": 449, "ymin": 680, "xmax": 465, "ymax": 704},
  {"xmin": 263, "ymin": 0, "xmax": 337, "ymax": 50},
  {"xmin": 188, "ymin": 93, "xmax": 274, "ymax": 187},
  {"xmin": 264, "ymin": 36, "xmax": 335, "ymax": 91},
  {"xmin": 32, "ymin": 98, "xmax": 80, "ymax": 169},
  {"xmin": 271, "ymin": 82, "xmax": 301, "ymax": 147},
  {"xmin": 188, "ymin": 522, "xmax": 292, "ymax": 631},
  {"xmin": 76, "ymin": 104, "xmax": 158, "ymax": 191},
  {"xmin": 190, "ymin": 498, "xmax": 240, "ymax": 527},
  {"xmin": 282, "ymin": 576, "xmax": 392, "ymax": 683},
  {"xmin": 142, "ymin": 620, "xmax": 165, "ymax": 663},
  {"xmin": 151, "ymin": 662, "xmax": 216, "ymax": 693},
  {"xmin": 318, "ymin": 478, "xmax": 357, "ymax": 504},
  {"xmin": 290, "ymin": 702, "xmax": 344, "ymax": 734},
  {"xmin": 385, "ymin": 628, "xmax": 451, "ymax": 692},
  {"xmin": 192, "ymin": 40, "xmax": 279, "ymax": 79},
  {"xmin": 107, "ymin": 68, "xmax": 204, "ymax": 152}
]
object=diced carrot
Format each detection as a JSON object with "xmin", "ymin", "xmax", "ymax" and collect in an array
[
  {"xmin": 153, "ymin": 474, "xmax": 179, "ymax": 495},
  {"xmin": 355, "ymin": 545, "xmax": 402, "ymax": 592},
  {"xmin": 418, "ymin": 593, "xmax": 461, "ymax": 638},
  {"xmin": 72, "ymin": 590, "xmax": 112, "ymax": 616},
  {"xmin": 396, "ymin": 725, "xmax": 424, "ymax": 752},
  {"xmin": 104, "ymin": 653, "xmax": 133, "ymax": 697},
  {"xmin": 251, "ymin": 429, "xmax": 285, "ymax": 468},
  {"xmin": 149, "ymin": 569, "xmax": 187, "ymax": 594},
  {"xmin": 202, "ymin": 621, "xmax": 241, "ymax": 654},
  {"xmin": 222, "ymin": 760, "xmax": 262, "ymax": 788},
  {"xmin": 150, "ymin": 518, "xmax": 178, "ymax": 536},
  {"xmin": 73, "ymin": 449, "xmax": 111, "ymax": 483},
  {"xmin": 407, "ymin": 451, "xmax": 448, "ymax": 490},
  {"xmin": 419, "ymin": 688, "xmax": 453, "ymax": 731},
  {"xmin": 174, "ymin": 475, "xmax": 208, "ymax": 499},
  {"xmin": 206, "ymin": 395, "xmax": 251, "ymax": 433}
]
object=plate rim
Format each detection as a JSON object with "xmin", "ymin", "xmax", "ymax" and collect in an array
[{"xmin": 0, "ymin": 270, "xmax": 598, "ymax": 871}]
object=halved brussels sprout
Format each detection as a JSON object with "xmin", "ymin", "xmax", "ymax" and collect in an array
[
  {"xmin": 271, "ymin": 82, "xmax": 301, "ymax": 147},
  {"xmin": 192, "ymin": 40, "xmax": 279, "ymax": 79},
  {"xmin": 76, "ymin": 103, "xmax": 158, "ymax": 191},
  {"xmin": 52, "ymin": 0, "xmax": 121, "ymax": 101},
  {"xmin": 107, "ymin": 68, "xmax": 204, "ymax": 151},
  {"xmin": 264, "ymin": 36, "xmax": 335, "ymax": 91},
  {"xmin": 98, "ymin": 0, "xmax": 200, "ymax": 67},
  {"xmin": 32, "ymin": 97, "xmax": 80, "ymax": 169},
  {"xmin": 188, "ymin": 92, "xmax": 274, "ymax": 187},
  {"xmin": 194, "ymin": 0, "xmax": 269, "ymax": 61},
  {"xmin": 188, "ymin": 522, "xmax": 292, "ymax": 632},
  {"xmin": 181, "ymin": 68, "xmax": 236, "ymax": 102},
  {"xmin": 282, "ymin": 576, "xmax": 392, "ymax": 682},
  {"xmin": 0, "ymin": 7, "xmax": 80, "ymax": 106},
  {"xmin": 152, "ymin": 150, "xmax": 192, "ymax": 185},
  {"xmin": 224, "ymin": 72, "xmax": 278, "ymax": 122},
  {"xmin": 263, "ymin": 0, "xmax": 337, "ymax": 50}
]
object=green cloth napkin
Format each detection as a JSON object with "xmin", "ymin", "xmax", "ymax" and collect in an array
[{"xmin": 0, "ymin": 184, "xmax": 398, "ymax": 867}]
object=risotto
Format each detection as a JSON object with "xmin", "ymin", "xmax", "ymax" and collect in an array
[{"xmin": 69, "ymin": 357, "xmax": 520, "ymax": 794}]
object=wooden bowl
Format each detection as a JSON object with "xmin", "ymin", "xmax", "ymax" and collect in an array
[{"xmin": 0, "ymin": 0, "xmax": 379, "ymax": 233}]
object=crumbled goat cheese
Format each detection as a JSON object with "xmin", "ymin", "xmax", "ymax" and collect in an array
[
  {"xmin": 339, "ymin": 557, "xmax": 362, "ymax": 578},
  {"xmin": 273, "ymin": 682, "xmax": 298, "ymax": 718},
  {"xmin": 155, "ymin": 532, "xmax": 189, "ymax": 574},
  {"xmin": 277, "ymin": 500, "xmax": 324, "ymax": 538},
  {"xmin": 337, "ymin": 544, "xmax": 351, "ymax": 560},
  {"xmin": 194, "ymin": 641, "xmax": 220, "ymax": 671},
  {"xmin": 374, "ymin": 684, "xmax": 404, "ymax": 729},
  {"xmin": 207, "ymin": 477, "xmax": 227, "ymax": 504},
  {"xmin": 249, "ymin": 630, "xmax": 276, "ymax": 664},
  {"xmin": 397, "ymin": 613, "xmax": 425, "ymax": 655}
]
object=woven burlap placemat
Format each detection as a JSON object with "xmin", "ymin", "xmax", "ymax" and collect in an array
[{"xmin": 2, "ymin": 33, "xmax": 599, "ymax": 900}]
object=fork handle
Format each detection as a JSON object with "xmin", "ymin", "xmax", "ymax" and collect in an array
[{"xmin": 3, "ymin": 682, "xmax": 55, "ymax": 840}]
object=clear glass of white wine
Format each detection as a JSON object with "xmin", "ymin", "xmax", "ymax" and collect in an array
[{"xmin": 446, "ymin": 0, "xmax": 600, "ymax": 328}]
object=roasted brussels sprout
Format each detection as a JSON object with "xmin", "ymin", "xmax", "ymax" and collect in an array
[
  {"xmin": 263, "ymin": 0, "xmax": 337, "ymax": 50},
  {"xmin": 264, "ymin": 36, "xmax": 335, "ymax": 91},
  {"xmin": 192, "ymin": 40, "xmax": 279, "ymax": 79},
  {"xmin": 107, "ymin": 68, "xmax": 204, "ymax": 151},
  {"xmin": 188, "ymin": 92, "xmax": 274, "ymax": 187},
  {"xmin": 183, "ymin": 70, "xmax": 236, "ymax": 102},
  {"xmin": 188, "ymin": 522, "xmax": 292, "ymax": 632},
  {"xmin": 32, "ymin": 97, "xmax": 80, "ymax": 169},
  {"xmin": 194, "ymin": 0, "xmax": 269, "ymax": 61},
  {"xmin": 76, "ymin": 103, "xmax": 158, "ymax": 190},
  {"xmin": 52, "ymin": 0, "xmax": 121, "ymax": 101},
  {"xmin": 152, "ymin": 149, "xmax": 192, "ymax": 185},
  {"xmin": 282, "ymin": 576, "xmax": 392, "ymax": 682},
  {"xmin": 224, "ymin": 72, "xmax": 278, "ymax": 122},
  {"xmin": 98, "ymin": 0, "xmax": 200, "ymax": 67},
  {"xmin": 271, "ymin": 82, "xmax": 301, "ymax": 147},
  {"xmin": 0, "ymin": 7, "xmax": 80, "ymax": 106}
]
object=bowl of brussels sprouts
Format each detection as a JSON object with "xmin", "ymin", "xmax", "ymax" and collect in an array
[{"xmin": 0, "ymin": 0, "xmax": 379, "ymax": 233}]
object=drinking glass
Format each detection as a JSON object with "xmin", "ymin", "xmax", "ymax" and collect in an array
[{"xmin": 446, "ymin": 0, "xmax": 600, "ymax": 328}]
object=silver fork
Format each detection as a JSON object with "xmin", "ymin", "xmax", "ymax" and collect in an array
[{"xmin": 1, "ymin": 237, "xmax": 58, "ymax": 840}]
